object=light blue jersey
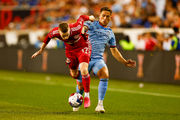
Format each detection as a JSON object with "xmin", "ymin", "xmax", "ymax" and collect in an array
[{"xmin": 85, "ymin": 21, "xmax": 116, "ymax": 60}]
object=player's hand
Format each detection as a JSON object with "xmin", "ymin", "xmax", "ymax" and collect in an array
[
  {"xmin": 31, "ymin": 50, "xmax": 42, "ymax": 59},
  {"xmin": 82, "ymin": 26, "xmax": 88, "ymax": 34},
  {"xmin": 89, "ymin": 15, "xmax": 95, "ymax": 22},
  {"xmin": 125, "ymin": 59, "xmax": 136, "ymax": 68}
]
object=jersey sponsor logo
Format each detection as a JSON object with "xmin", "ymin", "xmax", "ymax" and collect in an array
[{"xmin": 71, "ymin": 25, "xmax": 81, "ymax": 31}]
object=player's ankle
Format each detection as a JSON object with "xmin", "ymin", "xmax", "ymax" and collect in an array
[
  {"xmin": 98, "ymin": 100, "xmax": 103, "ymax": 106},
  {"xmin": 84, "ymin": 92, "xmax": 90, "ymax": 98}
]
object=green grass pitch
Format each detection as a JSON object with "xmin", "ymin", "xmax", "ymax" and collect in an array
[{"xmin": 0, "ymin": 70, "xmax": 180, "ymax": 120}]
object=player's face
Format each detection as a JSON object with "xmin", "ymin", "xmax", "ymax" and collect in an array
[
  {"xmin": 99, "ymin": 11, "xmax": 111, "ymax": 27},
  {"xmin": 59, "ymin": 27, "xmax": 70, "ymax": 40}
]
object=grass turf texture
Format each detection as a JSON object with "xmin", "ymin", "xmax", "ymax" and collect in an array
[{"xmin": 0, "ymin": 70, "xmax": 180, "ymax": 120}]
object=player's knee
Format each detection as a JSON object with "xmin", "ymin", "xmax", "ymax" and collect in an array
[
  {"xmin": 70, "ymin": 71, "xmax": 79, "ymax": 79},
  {"xmin": 79, "ymin": 62, "xmax": 89, "ymax": 75},
  {"xmin": 80, "ymin": 68, "xmax": 88, "ymax": 75},
  {"xmin": 101, "ymin": 73, "xmax": 109, "ymax": 79},
  {"xmin": 98, "ymin": 70, "xmax": 109, "ymax": 79}
]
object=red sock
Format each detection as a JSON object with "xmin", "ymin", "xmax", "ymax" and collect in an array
[{"xmin": 82, "ymin": 74, "xmax": 90, "ymax": 92}]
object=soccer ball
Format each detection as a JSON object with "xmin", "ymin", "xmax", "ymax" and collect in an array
[{"xmin": 68, "ymin": 93, "xmax": 83, "ymax": 108}]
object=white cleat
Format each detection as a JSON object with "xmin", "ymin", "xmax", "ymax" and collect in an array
[
  {"xmin": 95, "ymin": 105, "xmax": 105, "ymax": 113},
  {"xmin": 73, "ymin": 107, "xmax": 79, "ymax": 112}
]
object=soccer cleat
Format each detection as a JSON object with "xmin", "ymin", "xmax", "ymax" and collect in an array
[
  {"xmin": 84, "ymin": 97, "xmax": 90, "ymax": 108},
  {"xmin": 73, "ymin": 107, "xmax": 79, "ymax": 112},
  {"xmin": 95, "ymin": 105, "xmax": 105, "ymax": 113}
]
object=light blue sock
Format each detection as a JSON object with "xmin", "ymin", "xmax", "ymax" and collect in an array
[
  {"xmin": 98, "ymin": 78, "xmax": 108, "ymax": 100},
  {"xmin": 76, "ymin": 84, "xmax": 84, "ymax": 95}
]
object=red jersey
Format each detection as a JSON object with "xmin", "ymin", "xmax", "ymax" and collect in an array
[{"xmin": 43, "ymin": 15, "xmax": 90, "ymax": 51}]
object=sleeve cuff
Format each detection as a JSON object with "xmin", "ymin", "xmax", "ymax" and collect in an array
[{"xmin": 110, "ymin": 46, "xmax": 116, "ymax": 48}]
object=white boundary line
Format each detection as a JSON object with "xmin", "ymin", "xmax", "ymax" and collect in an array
[
  {"xmin": 63, "ymin": 84, "xmax": 180, "ymax": 99},
  {"xmin": 1, "ymin": 77, "xmax": 180, "ymax": 99}
]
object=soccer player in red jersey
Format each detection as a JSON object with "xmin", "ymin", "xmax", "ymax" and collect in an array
[{"xmin": 31, "ymin": 15, "xmax": 95, "ymax": 108}]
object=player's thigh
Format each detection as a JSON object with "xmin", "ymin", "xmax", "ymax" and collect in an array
[
  {"xmin": 78, "ymin": 47, "xmax": 91, "ymax": 64},
  {"xmin": 92, "ymin": 59, "xmax": 109, "ymax": 78},
  {"xmin": 65, "ymin": 51, "xmax": 79, "ymax": 76},
  {"xmin": 78, "ymin": 47, "xmax": 91, "ymax": 75}
]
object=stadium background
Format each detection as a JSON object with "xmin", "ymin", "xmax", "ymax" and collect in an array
[
  {"xmin": 0, "ymin": 0, "xmax": 180, "ymax": 120},
  {"xmin": 0, "ymin": 0, "xmax": 179, "ymax": 83}
]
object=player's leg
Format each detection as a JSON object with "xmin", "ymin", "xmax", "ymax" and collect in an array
[
  {"xmin": 76, "ymin": 60, "xmax": 93, "ymax": 95},
  {"xmin": 72, "ymin": 62, "xmax": 90, "ymax": 111},
  {"xmin": 92, "ymin": 59, "xmax": 109, "ymax": 113},
  {"xmin": 73, "ymin": 79, "xmax": 84, "ymax": 112},
  {"xmin": 73, "ymin": 62, "xmax": 93, "ymax": 112},
  {"xmin": 78, "ymin": 47, "xmax": 91, "ymax": 108},
  {"xmin": 65, "ymin": 50, "xmax": 80, "ymax": 79},
  {"xmin": 95, "ymin": 66, "xmax": 109, "ymax": 113},
  {"xmin": 76, "ymin": 77, "xmax": 84, "ymax": 95},
  {"xmin": 66, "ymin": 57, "xmax": 83, "ymax": 112},
  {"xmin": 79, "ymin": 62, "xmax": 90, "ymax": 93},
  {"xmin": 79, "ymin": 62, "xmax": 91, "ymax": 108}
]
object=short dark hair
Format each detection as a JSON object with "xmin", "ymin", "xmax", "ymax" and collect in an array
[
  {"xmin": 100, "ymin": 7, "xmax": 112, "ymax": 14},
  {"xmin": 59, "ymin": 23, "xmax": 68, "ymax": 33}
]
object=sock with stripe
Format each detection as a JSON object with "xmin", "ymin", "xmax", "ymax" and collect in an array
[{"xmin": 82, "ymin": 74, "xmax": 90, "ymax": 93}]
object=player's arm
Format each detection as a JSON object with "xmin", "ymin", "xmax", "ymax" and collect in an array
[
  {"xmin": 89, "ymin": 15, "xmax": 95, "ymax": 21},
  {"xmin": 79, "ymin": 15, "xmax": 95, "ymax": 34},
  {"xmin": 78, "ymin": 15, "xmax": 95, "ymax": 22},
  {"xmin": 31, "ymin": 43, "xmax": 47, "ymax": 59},
  {"xmin": 31, "ymin": 31, "xmax": 53, "ymax": 59},
  {"xmin": 82, "ymin": 26, "xmax": 88, "ymax": 34},
  {"xmin": 110, "ymin": 47, "xmax": 136, "ymax": 68}
]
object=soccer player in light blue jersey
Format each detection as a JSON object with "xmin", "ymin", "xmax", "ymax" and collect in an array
[{"xmin": 74, "ymin": 7, "xmax": 136, "ymax": 112}]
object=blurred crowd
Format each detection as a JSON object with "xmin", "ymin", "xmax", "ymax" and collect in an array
[
  {"xmin": 1, "ymin": 0, "xmax": 180, "ymax": 29},
  {"xmin": 118, "ymin": 27, "xmax": 180, "ymax": 51},
  {"xmin": 0, "ymin": 0, "xmax": 180, "ymax": 51}
]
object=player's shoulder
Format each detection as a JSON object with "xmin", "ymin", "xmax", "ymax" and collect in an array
[
  {"xmin": 106, "ymin": 26, "xmax": 113, "ymax": 31},
  {"xmin": 93, "ymin": 20, "xmax": 99, "ymax": 25},
  {"xmin": 49, "ymin": 27, "xmax": 59, "ymax": 37},
  {"xmin": 50, "ymin": 27, "xmax": 59, "ymax": 32},
  {"xmin": 85, "ymin": 20, "xmax": 97, "ymax": 25}
]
